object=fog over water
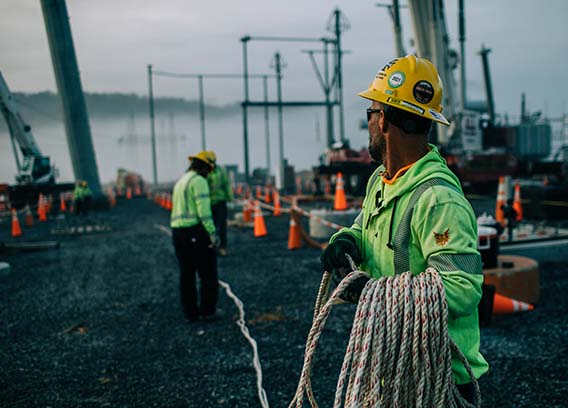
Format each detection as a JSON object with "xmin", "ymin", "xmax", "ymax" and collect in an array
[{"xmin": 0, "ymin": 105, "xmax": 369, "ymax": 184}]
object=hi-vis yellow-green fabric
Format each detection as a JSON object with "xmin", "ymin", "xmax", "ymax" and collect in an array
[
  {"xmin": 73, "ymin": 185, "xmax": 92, "ymax": 200},
  {"xmin": 330, "ymin": 144, "xmax": 489, "ymax": 384},
  {"xmin": 170, "ymin": 170, "xmax": 216, "ymax": 236},
  {"xmin": 207, "ymin": 166, "xmax": 233, "ymax": 205}
]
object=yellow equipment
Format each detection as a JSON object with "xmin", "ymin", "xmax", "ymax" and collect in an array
[
  {"xmin": 358, "ymin": 54, "xmax": 449, "ymax": 126},
  {"xmin": 188, "ymin": 151, "xmax": 215, "ymax": 168}
]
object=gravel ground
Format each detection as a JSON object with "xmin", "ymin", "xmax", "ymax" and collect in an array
[{"xmin": 0, "ymin": 197, "xmax": 567, "ymax": 407}]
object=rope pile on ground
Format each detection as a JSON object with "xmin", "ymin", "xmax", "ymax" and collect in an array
[{"xmin": 289, "ymin": 268, "xmax": 480, "ymax": 408}]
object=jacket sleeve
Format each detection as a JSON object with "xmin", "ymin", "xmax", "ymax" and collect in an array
[
  {"xmin": 191, "ymin": 177, "xmax": 216, "ymax": 236},
  {"xmin": 414, "ymin": 200, "xmax": 483, "ymax": 320},
  {"xmin": 329, "ymin": 212, "xmax": 363, "ymax": 247}
]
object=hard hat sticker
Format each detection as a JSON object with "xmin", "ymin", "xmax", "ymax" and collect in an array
[
  {"xmin": 413, "ymin": 81, "xmax": 434, "ymax": 104},
  {"xmin": 388, "ymin": 71, "xmax": 405, "ymax": 88},
  {"xmin": 429, "ymin": 109, "xmax": 444, "ymax": 121}
]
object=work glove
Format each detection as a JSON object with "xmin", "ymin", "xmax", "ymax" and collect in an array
[
  {"xmin": 340, "ymin": 275, "xmax": 371, "ymax": 304},
  {"xmin": 208, "ymin": 233, "xmax": 220, "ymax": 249},
  {"xmin": 321, "ymin": 234, "xmax": 362, "ymax": 279}
]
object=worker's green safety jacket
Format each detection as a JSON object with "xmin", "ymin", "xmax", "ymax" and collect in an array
[
  {"xmin": 207, "ymin": 166, "xmax": 233, "ymax": 205},
  {"xmin": 170, "ymin": 170, "xmax": 216, "ymax": 237},
  {"xmin": 330, "ymin": 145, "xmax": 489, "ymax": 384},
  {"xmin": 73, "ymin": 185, "xmax": 92, "ymax": 200}
]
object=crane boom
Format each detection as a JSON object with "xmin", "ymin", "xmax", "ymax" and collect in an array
[{"xmin": 0, "ymin": 71, "xmax": 55, "ymax": 184}]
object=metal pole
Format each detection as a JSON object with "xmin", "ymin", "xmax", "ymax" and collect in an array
[
  {"xmin": 41, "ymin": 0, "xmax": 102, "ymax": 197},
  {"xmin": 198, "ymin": 75, "xmax": 206, "ymax": 150},
  {"xmin": 263, "ymin": 75, "xmax": 271, "ymax": 182},
  {"xmin": 459, "ymin": 0, "xmax": 466, "ymax": 111},
  {"xmin": 241, "ymin": 37, "xmax": 250, "ymax": 182},
  {"xmin": 334, "ymin": 9, "xmax": 346, "ymax": 143},
  {"xmin": 393, "ymin": 0, "xmax": 405, "ymax": 57},
  {"xmin": 479, "ymin": 45, "xmax": 495, "ymax": 125},
  {"xmin": 148, "ymin": 64, "xmax": 157, "ymax": 185},
  {"xmin": 275, "ymin": 52, "xmax": 285, "ymax": 190},
  {"xmin": 324, "ymin": 41, "xmax": 334, "ymax": 148}
]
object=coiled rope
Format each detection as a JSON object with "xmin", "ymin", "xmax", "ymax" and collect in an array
[{"xmin": 289, "ymin": 267, "xmax": 481, "ymax": 408}]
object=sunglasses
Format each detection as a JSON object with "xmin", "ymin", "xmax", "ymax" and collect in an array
[{"xmin": 366, "ymin": 108, "xmax": 384, "ymax": 122}]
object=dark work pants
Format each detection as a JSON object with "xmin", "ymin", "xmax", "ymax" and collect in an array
[
  {"xmin": 211, "ymin": 201, "xmax": 228, "ymax": 249},
  {"xmin": 172, "ymin": 225, "xmax": 218, "ymax": 319}
]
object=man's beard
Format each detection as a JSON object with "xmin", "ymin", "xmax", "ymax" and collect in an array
[{"xmin": 368, "ymin": 133, "xmax": 385, "ymax": 164}]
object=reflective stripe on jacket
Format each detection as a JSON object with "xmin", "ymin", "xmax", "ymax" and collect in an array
[
  {"xmin": 170, "ymin": 170, "xmax": 216, "ymax": 235},
  {"xmin": 330, "ymin": 144, "xmax": 489, "ymax": 384},
  {"xmin": 207, "ymin": 166, "xmax": 233, "ymax": 205}
]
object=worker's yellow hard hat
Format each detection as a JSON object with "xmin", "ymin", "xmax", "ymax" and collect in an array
[
  {"xmin": 204, "ymin": 150, "xmax": 217, "ymax": 165},
  {"xmin": 358, "ymin": 54, "xmax": 449, "ymax": 126},
  {"xmin": 80, "ymin": 180, "xmax": 88, "ymax": 187},
  {"xmin": 188, "ymin": 151, "xmax": 214, "ymax": 168}
]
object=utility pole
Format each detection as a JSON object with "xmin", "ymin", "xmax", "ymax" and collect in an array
[
  {"xmin": 241, "ymin": 36, "xmax": 251, "ymax": 182},
  {"xmin": 41, "ymin": 0, "xmax": 102, "ymax": 198},
  {"xmin": 330, "ymin": 9, "xmax": 349, "ymax": 143},
  {"xmin": 273, "ymin": 52, "xmax": 285, "ymax": 189},
  {"xmin": 198, "ymin": 75, "xmax": 206, "ymax": 150},
  {"xmin": 458, "ymin": 0, "xmax": 467, "ymax": 111},
  {"xmin": 262, "ymin": 75, "xmax": 271, "ymax": 182},
  {"xmin": 147, "ymin": 64, "xmax": 157, "ymax": 185}
]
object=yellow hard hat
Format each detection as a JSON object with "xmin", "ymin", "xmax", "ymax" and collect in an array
[
  {"xmin": 358, "ymin": 54, "xmax": 449, "ymax": 126},
  {"xmin": 80, "ymin": 180, "xmax": 88, "ymax": 187},
  {"xmin": 188, "ymin": 151, "xmax": 214, "ymax": 168},
  {"xmin": 204, "ymin": 150, "xmax": 217, "ymax": 164}
]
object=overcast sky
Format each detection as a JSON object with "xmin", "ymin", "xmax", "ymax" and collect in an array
[{"xmin": 1, "ymin": 0, "xmax": 567, "ymax": 120}]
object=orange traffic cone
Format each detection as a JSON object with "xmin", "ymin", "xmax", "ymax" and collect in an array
[
  {"xmin": 273, "ymin": 190, "xmax": 281, "ymax": 216},
  {"xmin": 288, "ymin": 210, "xmax": 302, "ymax": 250},
  {"xmin": 38, "ymin": 195, "xmax": 47, "ymax": 222},
  {"xmin": 512, "ymin": 181, "xmax": 523, "ymax": 222},
  {"xmin": 167, "ymin": 194, "xmax": 173, "ymax": 211},
  {"xmin": 243, "ymin": 200, "xmax": 252, "ymax": 223},
  {"xmin": 134, "ymin": 184, "xmax": 141, "ymax": 196},
  {"xmin": 256, "ymin": 185, "xmax": 262, "ymax": 199},
  {"xmin": 24, "ymin": 204, "xmax": 34, "ymax": 227},
  {"xmin": 296, "ymin": 177, "xmax": 302, "ymax": 195},
  {"xmin": 495, "ymin": 176, "xmax": 507, "ymax": 226},
  {"xmin": 11, "ymin": 209, "xmax": 22, "ymax": 237},
  {"xmin": 60, "ymin": 193, "xmax": 67, "ymax": 212},
  {"xmin": 126, "ymin": 187, "xmax": 132, "ymax": 200},
  {"xmin": 334, "ymin": 172, "xmax": 347, "ymax": 211},
  {"xmin": 253, "ymin": 200, "xmax": 267, "ymax": 237},
  {"xmin": 236, "ymin": 183, "xmax": 243, "ymax": 196},
  {"xmin": 493, "ymin": 293, "xmax": 534, "ymax": 315},
  {"xmin": 264, "ymin": 186, "xmax": 272, "ymax": 203}
]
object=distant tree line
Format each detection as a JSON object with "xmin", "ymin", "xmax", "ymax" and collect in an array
[{"xmin": 0, "ymin": 92, "xmax": 240, "ymax": 130}]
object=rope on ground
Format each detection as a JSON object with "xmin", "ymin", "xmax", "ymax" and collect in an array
[
  {"xmin": 154, "ymin": 224, "xmax": 270, "ymax": 408},
  {"xmin": 218, "ymin": 280, "xmax": 270, "ymax": 408},
  {"xmin": 289, "ymin": 268, "xmax": 481, "ymax": 408}
]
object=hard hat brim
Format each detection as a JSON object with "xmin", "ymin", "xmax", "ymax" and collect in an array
[
  {"xmin": 358, "ymin": 89, "xmax": 450, "ymax": 126},
  {"xmin": 188, "ymin": 155, "xmax": 214, "ymax": 168}
]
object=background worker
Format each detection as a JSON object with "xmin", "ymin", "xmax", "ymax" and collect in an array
[
  {"xmin": 171, "ymin": 151, "xmax": 219, "ymax": 322},
  {"xmin": 321, "ymin": 55, "xmax": 489, "ymax": 404},
  {"xmin": 73, "ymin": 180, "xmax": 92, "ymax": 215},
  {"xmin": 205, "ymin": 150, "xmax": 233, "ymax": 257}
]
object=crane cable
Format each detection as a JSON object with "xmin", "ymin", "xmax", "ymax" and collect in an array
[{"xmin": 289, "ymin": 265, "xmax": 481, "ymax": 408}]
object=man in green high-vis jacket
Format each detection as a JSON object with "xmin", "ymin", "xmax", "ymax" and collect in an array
[
  {"xmin": 321, "ymin": 55, "xmax": 489, "ymax": 404},
  {"xmin": 171, "ymin": 151, "xmax": 218, "ymax": 322},
  {"xmin": 204, "ymin": 150, "xmax": 233, "ymax": 257}
]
